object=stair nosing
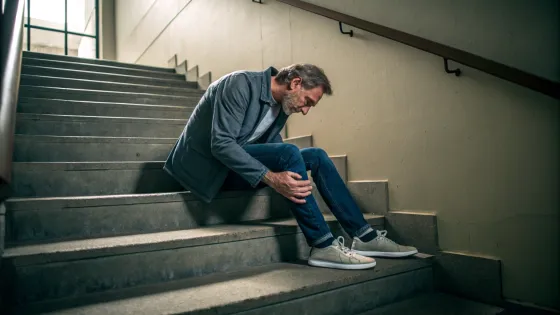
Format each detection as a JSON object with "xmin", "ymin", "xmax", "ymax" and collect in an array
[
  {"xmin": 3, "ymin": 214, "xmax": 385, "ymax": 266},
  {"xmin": 20, "ymin": 85, "xmax": 204, "ymax": 99},
  {"xmin": 14, "ymin": 134, "xmax": 178, "ymax": 144}
]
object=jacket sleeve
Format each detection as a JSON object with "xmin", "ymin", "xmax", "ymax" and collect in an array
[{"xmin": 210, "ymin": 73, "xmax": 269, "ymax": 187}]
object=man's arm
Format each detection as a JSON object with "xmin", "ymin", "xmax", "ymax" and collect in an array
[
  {"xmin": 210, "ymin": 73, "xmax": 269, "ymax": 187},
  {"xmin": 269, "ymin": 133, "xmax": 284, "ymax": 144}
]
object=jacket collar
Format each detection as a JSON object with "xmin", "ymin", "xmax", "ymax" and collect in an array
[{"xmin": 260, "ymin": 66, "xmax": 279, "ymax": 105}]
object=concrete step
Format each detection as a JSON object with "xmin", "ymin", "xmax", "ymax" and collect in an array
[
  {"xmin": 13, "ymin": 261, "xmax": 431, "ymax": 315},
  {"xmin": 3, "ymin": 214, "xmax": 388, "ymax": 307},
  {"xmin": 22, "ymin": 57, "xmax": 182, "ymax": 80},
  {"xmin": 17, "ymin": 98, "xmax": 194, "ymax": 118},
  {"xmin": 4, "ymin": 188, "xmax": 293, "ymax": 245},
  {"xmin": 356, "ymin": 292, "xmax": 503, "ymax": 315},
  {"xmin": 13, "ymin": 135, "xmax": 177, "ymax": 162},
  {"xmin": 15, "ymin": 113, "xmax": 186, "ymax": 137},
  {"xmin": 11, "ymin": 161, "xmax": 181, "ymax": 197},
  {"xmin": 23, "ymin": 51, "xmax": 176, "ymax": 73},
  {"xmin": 21, "ymin": 65, "xmax": 195, "ymax": 89},
  {"xmin": 21, "ymin": 74, "xmax": 202, "ymax": 97},
  {"xmin": 20, "ymin": 86, "xmax": 202, "ymax": 106}
]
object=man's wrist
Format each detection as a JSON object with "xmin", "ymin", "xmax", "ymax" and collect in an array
[{"xmin": 262, "ymin": 171, "xmax": 276, "ymax": 186}]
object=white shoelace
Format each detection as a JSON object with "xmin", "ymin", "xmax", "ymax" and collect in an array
[
  {"xmin": 335, "ymin": 236, "xmax": 356, "ymax": 257},
  {"xmin": 375, "ymin": 230, "xmax": 397, "ymax": 245}
]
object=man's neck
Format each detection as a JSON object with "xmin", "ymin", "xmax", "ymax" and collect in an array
[{"xmin": 270, "ymin": 76, "xmax": 284, "ymax": 103}]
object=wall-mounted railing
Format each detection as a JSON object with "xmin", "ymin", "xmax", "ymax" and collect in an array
[
  {"xmin": 277, "ymin": 0, "xmax": 559, "ymax": 100},
  {"xmin": 0, "ymin": 0, "xmax": 25, "ymax": 202}
]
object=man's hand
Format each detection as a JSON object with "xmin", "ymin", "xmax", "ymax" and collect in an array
[{"xmin": 262, "ymin": 171, "xmax": 313, "ymax": 204}]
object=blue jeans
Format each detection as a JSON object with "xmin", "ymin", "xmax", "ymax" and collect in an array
[{"xmin": 222, "ymin": 143, "xmax": 374, "ymax": 247}]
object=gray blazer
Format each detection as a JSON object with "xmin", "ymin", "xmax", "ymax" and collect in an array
[{"xmin": 163, "ymin": 67, "xmax": 287, "ymax": 203}]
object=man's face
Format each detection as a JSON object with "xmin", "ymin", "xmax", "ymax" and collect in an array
[{"xmin": 281, "ymin": 78, "xmax": 323, "ymax": 116}]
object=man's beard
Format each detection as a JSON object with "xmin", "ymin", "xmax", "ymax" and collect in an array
[{"xmin": 281, "ymin": 91, "xmax": 300, "ymax": 116}]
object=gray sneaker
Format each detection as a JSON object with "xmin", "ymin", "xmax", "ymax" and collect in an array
[
  {"xmin": 308, "ymin": 236, "xmax": 377, "ymax": 270},
  {"xmin": 351, "ymin": 230, "xmax": 418, "ymax": 258}
]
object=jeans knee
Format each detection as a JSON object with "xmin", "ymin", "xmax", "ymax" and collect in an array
[
  {"xmin": 280, "ymin": 143, "xmax": 304, "ymax": 165},
  {"xmin": 301, "ymin": 147, "xmax": 329, "ymax": 162}
]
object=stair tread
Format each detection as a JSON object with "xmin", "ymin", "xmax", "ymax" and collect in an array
[
  {"xmin": 356, "ymin": 292, "xmax": 503, "ymax": 315},
  {"xmin": 14, "ymin": 134, "xmax": 178, "ymax": 144},
  {"xmin": 19, "ymin": 85, "xmax": 204, "ymax": 98},
  {"xmin": 3, "ymin": 214, "xmax": 384, "ymax": 266},
  {"xmin": 22, "ymin": 55, "xmax": 176, "ymax": 74},
  {"xmin": 21, "ymin": 74, "xmax": 199, "ymax": 94},
  {"xmin": 18, "ymin": 97, "xmax": 195, "ymax": 110},
  {"xmin": 22, "ymin": 65, "xmax": 186, "ymax": 82},
  {"xmin": 16, "ymin": 113, "xmax": 188, "ymax": 123},
  {"xmin": 18, "ymin": 258, "xmax": 430, "ymax": 315}
]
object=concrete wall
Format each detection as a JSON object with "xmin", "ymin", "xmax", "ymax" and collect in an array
[{"xmin": 114, "ymin": 0, "xmax": 560, "ymax": 308}]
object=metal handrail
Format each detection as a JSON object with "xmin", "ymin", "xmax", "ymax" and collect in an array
[
  {"xmin": 0, "ymin": 0, "xmax": 25, "ymax": 202},
  {"xmin": 278, "ymin": 0, "xmax": 560, "ymax": 100}
]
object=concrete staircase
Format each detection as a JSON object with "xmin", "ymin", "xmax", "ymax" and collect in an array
[{"xmin": 2, "ymin": 52, "xmax": 436, "ymax": 314}]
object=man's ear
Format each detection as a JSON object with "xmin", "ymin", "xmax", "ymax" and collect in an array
[{"xmin": 289, "ymin": 77, "xmax": 302, "ymax": 90}]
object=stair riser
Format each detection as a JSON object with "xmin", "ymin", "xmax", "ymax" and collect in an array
[
  {"xmin": 20, "ymin": 86, "xmax": 201, "ymax": 106},
  {"xmin": 15, "ymin": 117, "xmax": 186, "ymax": 138},
  {"xmin": 238, "ymin": 268, "xmax": 433, "ymax": 315},
  {"xmin": 11, "ymin": 164, "xmax": 181, "ymax": 197},
  {"xmin": 17, "ymin": 98, "xmax": 195, "ymax": 118},
  {"xmin": 23, "ymin": 52, "xmax": 176, "ymax": 73},
  {"xmin": 23, "ymin": 58, "xmax": 179, "ymax": 79},
  {"xmin": 21, "ymin": 75, "xmax": 201, "ymax": 97},
  {"xmin": 13, "ymin": 139, "xmax": 175, "ymax": 162},
  {"xmin": 6, "ymin": 192, "xmax": 292, "ymax": 245},
  {"xmin": 22, "ymin": 66, "xmax": 194, "ymax": 89},
  {"xmin": 9, "ymin": 218, "xmax": 383, "ymax": 305}
]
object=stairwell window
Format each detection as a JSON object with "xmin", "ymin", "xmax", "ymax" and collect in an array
[{"xmin": 23, "ymin": 0, "xmax": 99, "ymax": 58}]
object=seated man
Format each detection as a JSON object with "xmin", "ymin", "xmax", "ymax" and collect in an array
[{"xmin": 164, "ymin": 64, "xmax": 417, "ymax": 270}]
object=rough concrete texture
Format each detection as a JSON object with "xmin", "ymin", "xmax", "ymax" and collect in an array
[
  {"xmin": 348, "ymin": 180, "xmax": 389, "ymax": 214},
  {"xmin": 5, "ymin": 189, "xmax": 293, "ymax": 244},
  {"xmin": 17, "ymin": 98, "xmax": 195, "ymax": 119},
  {"xmin": 15, "ymin": 113, "xmax": 187, "ymax": 138},
  {"xmin": 20, "ymin": 74, "xmax": 200, "ymax": 97},
  {"xmin": 13, "ymin": 135, "xmax": 179, "ymax": 162},
  {"xmin": 434, "ymin": 251, "xmax": 502, "ymax": 305},
  {"xmin": 5, "ymin": 215, "xmax": 384, "ymax": 304},
  {"xmin": 284, "ymin": 135, "xmax": 313, "ymax": 149},
  {"xmin": 357, "ymin": 292, "xmax": 503, "ymax": 315},
  {"xmin": 4, "ymin": 214, "xmax": 383, "ymax": 266},
  {"xmin": 11, "ymin": 161, "xmax": 184, "ymax": 197},
  {"xmin": 19, "ymin": 86, "xmax": 201, "ymax": 106},
  {"xmin": 23, "ymin": 51, "xmax": 176, "ymax": 73},
  {"xmin": 21, "ymin": 65, "xmax": 192, "ymax": 88},
  {"xmin": 198, "ymin": 72, "xmax": 212, "ymax": 90},
  {"xmin": 18, "ymin": 260, "xmax": 431, "ymax": 315},
  {"xmin": 22, "ymin": 57, "xmax": 180, "ymax": 79},
  {"xmin": 385, "ymin": 211, "xmax": 439, "ymax": 254}
]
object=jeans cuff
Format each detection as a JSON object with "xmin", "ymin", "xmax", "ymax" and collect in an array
[
  {"xmin": 311, "ymin": 232, "xmax": 334, "ymax": 247},
  {"xmin": 356, "ymin": 225, "xmax": 374, "ymax": 238}
]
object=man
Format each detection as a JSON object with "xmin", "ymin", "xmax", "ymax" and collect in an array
[{"xmin": 164, "ymin": 64, "xmax": 418, "ymax": 270}]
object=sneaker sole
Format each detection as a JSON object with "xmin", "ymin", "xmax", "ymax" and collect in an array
[
  {"xmin": 352, "ymin": 249, "xmax": 418, "ymax": 258},
  {"xmin": 308, "ymin": 259, "xmax": 377, "ymax": 270}
]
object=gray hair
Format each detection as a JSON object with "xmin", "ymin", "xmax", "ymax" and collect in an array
[{"xmin": 275, "ymin": 64, "xmax": 333, "ymax": 95}]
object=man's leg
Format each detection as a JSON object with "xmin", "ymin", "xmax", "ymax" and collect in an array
[
  {"xmin": 222, "ymin": 143, "xmax": 376, "ymax": 270},
  {"xmin": 301, "ymin": 147, "xmax": 418, "ymax": 258}
]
